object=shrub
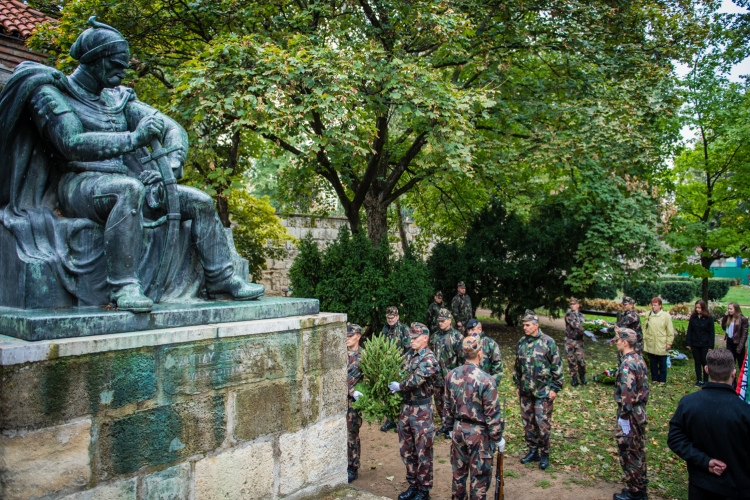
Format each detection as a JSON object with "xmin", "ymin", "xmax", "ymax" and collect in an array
[
  {"xmin": 289, "ymin": 228, "xmax": 432, "ymax": 330},
  {"xmin": 708, "ymin": 302, "xmax": 727, "ymax": 319},
  {"xmin": 580, "ymin": 298, "xmax": 622, "ymax": 313},
  {"xmin": 669, "ymin": 303, "xmax": 692, "ymax": 316},
  {"xmin": 730, "ymin": 278, "xmax": 742, "ymax": 286},
  {"xmin": 590, "ymin": 281, "xmax": 618, "ymax": 300},
  {"xmin": 707, "ymin": 279, "xmax": 731, "ymax": 301},
  {"xmin": 660, "ymin": 281, "xmax": 696, "ymax": 304},
  {"xmin": 623, "ymin": 281, "xmax": 660, "ymax": 306}
]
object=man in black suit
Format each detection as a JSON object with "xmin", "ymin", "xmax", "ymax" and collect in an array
[{"xmin": 667, "ymin": 348, "xmax": 750, "ymax": 500}]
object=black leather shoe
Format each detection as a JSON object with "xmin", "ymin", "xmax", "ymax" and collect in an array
[
  {"xmin": 571, "ymin": 374, "xmax": 579, "ymax": 387},
  {"xmin": 398, "ymin": 485, "xmax": 419, "ymax": 500},
  {"xmin": 539, "ymin": 454, "xmax": 550, "ymax": 470},
  {"xmin": 520, "ymin": 449, "xmax": 540, "ymax": 464},
  {"xmin": 413, "ymin": 490, "xmax": 430, "ymax": 500},
  {"xmin": 347, "ymin": 468, "xmax": 358, "ymax": 483},
  {"xmin": 380, "ymin": 419, "xmax": 397, "ymax": 432}
]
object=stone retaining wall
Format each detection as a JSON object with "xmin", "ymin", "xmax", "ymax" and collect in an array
[{"xmin": 0, "ymin": 313, "xmax": 348, "ymax": 500}]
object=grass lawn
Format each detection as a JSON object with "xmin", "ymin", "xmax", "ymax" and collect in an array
[
  {"xmin": 481, "ymin": 318, "xmax": 702, "ymax": 500},
  {"xmin": 723, "ymin": 285, "xmax": 750, "ymax": 306}
]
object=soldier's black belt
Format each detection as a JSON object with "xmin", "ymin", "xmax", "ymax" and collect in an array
[
  {"xmin": 456, "ymin": 417, "xmax": 486, "ymax": 426},
  {"xmin": 402, "ymin": 397, "xmax": 431, "ymax": 406}
]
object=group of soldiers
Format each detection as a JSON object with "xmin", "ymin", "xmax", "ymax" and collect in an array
[{"xmin": 347, "ymin": 287, "xmax": 651, "ymax": 500}]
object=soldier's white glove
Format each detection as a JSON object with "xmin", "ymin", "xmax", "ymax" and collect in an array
[
  {"xmin": 600, "ymin": 327, "xmax": 609, "ymax": 333},
  {"xmin": 498, "ymin": 438, "xmax": 506, "ymax": 453},
  {"xmin": 618, "ymin": 418, "xmax": 631, "ymax": 435},
  {"xmin": 388, "ymin": 381, "xmax": 401, "ymax": 393},
  {"xmin": 352, "ymin": 391, "xmax": 363, "ymax": 401}
]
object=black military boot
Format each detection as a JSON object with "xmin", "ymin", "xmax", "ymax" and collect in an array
[
  {"xmin": 413, "ymin": 490, "xmax": 430, "ymax": 500},
  {"xmin": 580, "ymin": 372, "xmax": 588, "ymax": 385},
  {"xmin": 539, "ymin": 454, "xmax": 550, "ymax": 470},
  {"xmin": 380, "ymin": 419, "xmax": 397, "ymax": 432},
  {"xmin": 438, "ymin": 424, "xmax": 451, "ymax": 438},
  {"xmin": 347, "ymin": 468, "xmax": 358, "ymax": 483},
  {"xmin": 613, "ymin": 489, "xmax": 647, "ymax": 500},
  {"xmin": 520, "ymin": 449, "xmax": 540, "ymax": 464},
  {"xmin": 398, "ymin": 485, "xmax": 419, "ymax": 500},
  {"xmin": 571, "ymin": 374, "xmax": 579, "ymax": 387}
]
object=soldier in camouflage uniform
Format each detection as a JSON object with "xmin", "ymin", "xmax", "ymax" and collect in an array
[
  {"xmin": 513, "ymin": 310, "xmax": 563, "ymax": 470},
  {"xmin": 610, "ymin": 297, "xmax": 644, "ymax": 356},
  {"xmin": 346, "ymin": 324, "xmax": 364, "ymax": 483},
  {"xmin": 452, "ymin": 282, "xmax": 473, "ymax": 334},
  {"xmin": 466, "ymin": 319, "xmax": 504, "ymax": 386},
  {"xmin": 381, "ymin": 305, "xmax": 412, "ymax": 432},
  {"xmin": 564, "ymin": 297, "xmax": 587, "ymax": 387},
  {"xmin": 389, "ymin": 323, "xmax": 439, "ymax": 500},
  {"xmin": 426, "ymin": 291, "xmax": 445, "ymax": 335},
  {"xmin": 444, "ymin": 336, "xmax": 505, "ymax": 500},
  {"xmin": 610, "ymin": 328, "xmax": 649, "ymax": 500},
  {"xmin": 430, "ymin": 308, "xmax": 464, "ymax": 435}
]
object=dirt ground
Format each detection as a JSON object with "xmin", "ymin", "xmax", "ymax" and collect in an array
[{"xmin": 353, "ymin": 422, "xmax": 627, "ymax": 500}]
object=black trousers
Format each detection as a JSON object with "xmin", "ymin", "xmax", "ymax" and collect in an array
[
  {"xmin": 648, "ymin": 354, "xmax": 668, "ymax": 383},
  {"xmin": 688, "ymin": 483, "xmax": 730, "ymax": 500},
  {"xmin": 692, "ymin": 347, "xmax": 710, "ymax": 383},
  {"xmin": 726, "ymin": 338, "xmax": 742, "ymax": 368}
]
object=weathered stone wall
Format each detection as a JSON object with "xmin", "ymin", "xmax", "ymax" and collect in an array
[
  {"xmin": 0, "ymin": 313, "xmax": 348, "ymax": 500},
  {"xmin": 260, "ymin": 213, "xmax": 424, "ymax": 295}
]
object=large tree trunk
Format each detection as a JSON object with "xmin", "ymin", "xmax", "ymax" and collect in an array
[
  {"xmin": 364, "ymin": 194, "xmax": 389, "ymax": 245},
  {"xmin": 217, "ymin": 194, "xmax": 231, "ymax": 228},
  {"xmin": 395, "ymin": 200, "xmax": 409, "ymax": 253},
  {"xmin": 700, "ymin": 253, "xmax": 714, "ymax": 302}
]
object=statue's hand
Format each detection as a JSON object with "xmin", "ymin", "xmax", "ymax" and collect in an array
[
  {"xmin": 133, "ymin": 115, "xmax": 165, "ymax": 147},
  {"xmin": 139, "ymin": 170, "xmax": 163, "ymax": 185}
]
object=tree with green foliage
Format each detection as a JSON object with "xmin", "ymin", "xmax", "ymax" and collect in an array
[{"xmin": 665, "ymin": 52, "xmax": 750, "ymax": 302}]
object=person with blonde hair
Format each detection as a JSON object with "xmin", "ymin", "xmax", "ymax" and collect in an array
[
  {"xmin": 643, "ymin": 297, "xmax": 674, "ymax": 384},
  {"xmin": 720, "ymin": 303, "xmax": 748, "ymax": 369}
]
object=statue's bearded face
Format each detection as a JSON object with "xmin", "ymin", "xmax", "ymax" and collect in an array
[{"xmin": 92, "ymin": 52, "xmax": 130, "ymax": 88}]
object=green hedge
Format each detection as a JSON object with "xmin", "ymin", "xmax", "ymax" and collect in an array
[
  {"xmin": 661, "ymin": 281, "xmax": 696, "ymax": 305},
  {"xmin": 623, "ymin": 281, "xmax": 660, "ymax": 306},
  {"xmin": 707, "ymin": 279, "xmax": 731, "ymax": 301},
  {"xmin": 288, "ymin": 229, "xmax": 432, "ymax": 331}
]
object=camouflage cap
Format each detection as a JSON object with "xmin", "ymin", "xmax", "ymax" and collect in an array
[
  {"xmin": 465, "ymin": 318, "xmax": 480, "ymax": 330},
  {"xmin": 437, "ymin": 308, "xmax": 452, "ymax": 320},
  {"xmin": 462, "ymin": 336, "xmax": 481, "ymax": 356},
  {"xmin": 609, "ymin": 328, "xmax": 637, "ymax": 344},
  {"xmin": 409, "ymin": 322, "xmax": 430, "ymax": 338},
  {"xmin": 522, "ymin": 309, "xmax": 539, "ymax": 324},
  {"xmin": 569, "ymin": 297, "xmax": 578, "ymax": 305},
  {"xmin": 386, "ymin": 306, "xmax": 399, "ymax": 318},
  {"xmin": 435, "ymin": 291, "xmax": 443, "ymax": 299},
  {"xmin": 346, "ymin": 323, "xmax": 362, "ymax": 336},
  {"xmin": 621, "ymin": 296, "xmax": 635, "ymax": 305},
  {"xmin": 457, "ymin": 281, "xmax": 466, "ymax": 288}
]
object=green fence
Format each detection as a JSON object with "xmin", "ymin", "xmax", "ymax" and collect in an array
[{"xmin": 680, "ymin": 266, "xmax": 749, "ymax": 285}]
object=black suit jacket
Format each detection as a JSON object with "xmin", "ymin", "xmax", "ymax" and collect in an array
[{"xmin": 668, "ymin": 382, "xmax": 750, "ymax": 498}]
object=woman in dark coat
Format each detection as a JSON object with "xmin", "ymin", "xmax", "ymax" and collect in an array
[
  {"xmin": 686, "ymin": 300, "xmax": 715, "ymax": 387},
  {"xmin": 721, "ymin": 302, "xmax": 748, "ymax": 369}
]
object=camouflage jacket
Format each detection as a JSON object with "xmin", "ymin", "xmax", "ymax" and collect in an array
[
  {"xmin": 614, "ymin": 351, "xmax": 649, "ymax": 425},
  {"xmin": 451, "ymin": 293, "xmax": 473, "ymax": 326},
  {"xmin": 565, "ymin": 310, "xmax": 586, "ymax": 340},
  {"xmin": 382, "ymin": 321, "xmax": 411, "ymax": 355},
  {"xmin": 427, "ymin": 301, "xmax": 444, "ymax": 333},
  {"xmin": 513, "ymin": 330, "xmax": 564, "ymax": 398},
  {"xmin": 443, "ymin": 364, "xmax": 503, "ymax": 441},
  {"xmin": 347, "ymin": 348, "xmax": 363, "ymax": 404},
  {"xmin": 614, "ymin": 309, "xmax": 643, "ymax": 342},
  {"xmin": 430, "ymin": 327, "xmax": 464, "ymax": 386},
  {"xmin": 478, "ymin": 335, "xmax": 504, "ymax": 385},
  {"xmin": 400, "ymin": 347, "xmax": 439, "ymax": 401}
]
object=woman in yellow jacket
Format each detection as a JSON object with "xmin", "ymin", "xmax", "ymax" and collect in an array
[{"xmin": 643, "ymin": 297, "xmax": 675, "ymax": 384}]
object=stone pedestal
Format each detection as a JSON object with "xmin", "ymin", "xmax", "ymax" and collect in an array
[{"xmin": 0, "ymin": 306, "xmax": 348, "ymax": 500}]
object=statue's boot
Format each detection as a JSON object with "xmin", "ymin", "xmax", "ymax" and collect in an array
[
  {"xmin": 206, "ymin": 275, "xmax": 265, "ymax": 301},
  {"xmin": 112, "ymin": 284, "xmax": 153, "ymax": 313}
]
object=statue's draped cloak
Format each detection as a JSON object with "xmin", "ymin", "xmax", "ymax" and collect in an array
[{"xmin": 0, "ymin": 62, "xmax": 202, "ymax": 306}]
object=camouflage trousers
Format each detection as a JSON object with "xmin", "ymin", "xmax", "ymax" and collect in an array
[
  {"xmin": 450, "ymin": 422, "xmax": 494, "ymax": 500},
  {"xmin": 347, "ymin": 407, "xmax": 362, "ymax": 471},
  {"xmin": 434, "ymin": 384, "xmax": 446, "ymax": 421},
  {"xmin": 519, "ymin": 395, "xmax": 554, "ymax": 455},
  {"xmin": 564, "ymin": 339, "xmax": 586, "ymax": 378},
  {"xmin": 397, "ymin": 403, "xmax": 435, "ymax": 489},
  {"xmin": 616, "ymin": 418, "xmax": 648, "ymax": 494}
]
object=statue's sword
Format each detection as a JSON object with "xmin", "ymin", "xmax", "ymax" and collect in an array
[{"xmin": 140, "ymin": 134, "xmax": 182, "ymax": 303}]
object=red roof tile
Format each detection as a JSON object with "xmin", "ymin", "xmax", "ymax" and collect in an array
[{"xmin": 0, "ymin": 0, "xmax": 53, "ymax": 39}]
